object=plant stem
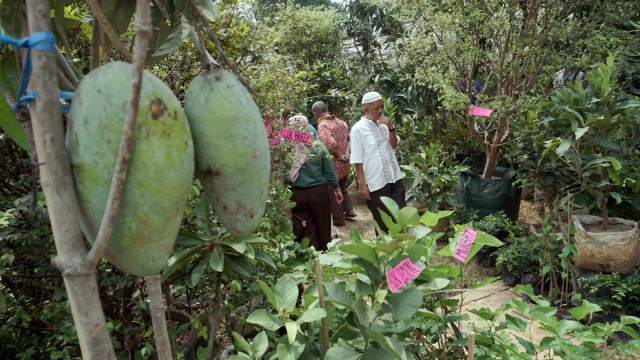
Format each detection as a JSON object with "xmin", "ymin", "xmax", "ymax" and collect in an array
[
  {"xmin": 146, "ymin": 274, "xmax": 172, "ymax": 360},
  {"xmin": 315, "ymin": 257, "xmax": 330, "ymax": 356},
  {"xmin": 206, "ymin": 272, "xmax": 223, "ymax": 360},
  {"xmin": 86, "ymin": 0, "xmax": 133, "ymax": 62},
  {"xmin": 84, "ymin": 0, "xmax": 152, "ymax": 268},
  {"xmin": 25, "ymin": 0, "xmax": 115, "ymax": 357}
]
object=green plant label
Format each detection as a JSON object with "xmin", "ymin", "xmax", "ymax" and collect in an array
[
  {"xmin": 453, "ymin": 227, "xmax": 477, "ymax": 262},
  {"xmin": 386, "ymin": 258, "xmax": 423, "ymax": 292}
]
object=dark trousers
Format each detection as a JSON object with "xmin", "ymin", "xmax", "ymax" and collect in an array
[
  {"xmin": 365, "ymin": 179, "xmax": 406, "ymax": 233},
  {"xmin": 291, "ymin": 184, "xmax": 331, "ymax": 251},
  {"xmin": 330, "ymin": 176, "xmax": 354, "ymax": 223}
]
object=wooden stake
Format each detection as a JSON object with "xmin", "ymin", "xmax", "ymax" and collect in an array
[
  {"xmin": 314, "ymin": 258, "xmax": 330, "ymax": 356},
  {"xmin": 468, "ymin": 333, "xmax": 475, "ymax": 360}
]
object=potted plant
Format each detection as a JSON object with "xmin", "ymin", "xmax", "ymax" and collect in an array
[
  {"xmin": 396, "ymin": 1, "xmax": 592, "ymax": 220},
  {"xmin": 540, "ymin": 54, "xmax": 640, "ymax": 274}
]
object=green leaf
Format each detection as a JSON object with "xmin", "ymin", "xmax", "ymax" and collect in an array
[
  {"xmin": 190, "ymin": 258, "xmax": 208, "ymax": 286},
  {"xmin": 324, "ymin": 346, "xmax": 361, "ymax": 360},
  {"xmin": 225, "ymin": 255, "xmax": 252, "ymax": 277},
  {"xmin": 389, "ymin": 287, "xmax": 423, "ymax": 321},
  {"xmin": 556, "ymin": 319, "xmax": 583, "ymax": 337},
  {"xmin": 254, "ymin": 251, "xmax": 277, "ymax": 270},
  {"xmin": 513, "ymin": 334, "xmax": 535, "ymax": 355},
  {"xmin": 231, "ymin": 332, "xmax": 253, "ymax": 355},
  {"xmin": 379, "ymin": 210, "xmax": 400, "ymax": 235},
  {"xmin": 104, "ymin": 0, "xmax": 136, "ymax": 36},
  {"xmin": 340, "ymin": 244, "xmax": 380, "ymax": 267},
  {"xmin": 569, "ymin": 302, "xmax": 602, "ymax": 321},
  {"xmin": 246, "ymin": 309, "xmax": 283, "ymax": 331},
  {"xmin": 405, "ymin": 244, "xmax": 430, "ymax": 259},
  {"xmin": 354, "ymin": 297, "xmax": 372, "ymax": 326},
  {"xmin": 396, "ymin": 207, "xmax": 420, "ymax": 227},
  {"xmin": 296, "ymin": 308, "xmax": 326, "ymax": 324},
  {"xmin": 151, "ymin": 14, "xmax": 191, "ymax": 60},
  {"xmin": 556, "ymin": 139, "xmax": 573, "ymax": 157},
  {"xmin": 0, "ymin": 96, "xmax": 28, "ymax": 151},
  {"xmin": 367, "ymin": 331, "xmax": 406, "ymax": 360},
  {"xmin": 380, "ymin": 196, "xmax": 400, "ymax": 219},
  {"xmin": 284, "ymin": 321, "xmax": 298, "ymax": 344},
  {"xmin": 420, "ymin": 210, "xmax": 453, "ymax": 227},
  {"xmin": 407, "ymin": 225, "xmax": 431, "ymax": 239},
  {"xmin": 574, "ymin": 126, "xmax": 589, "ymax": 140},
  {"xmin": 505, "ymin": 314, "xmax": 528, "ymax": 332},
  {"xmin": 607, "ymin": 156, "xmax": 622, "ymax": 171},
  {"xmin": 350, "ymin": 228, "xmax": 363, "ymax": 243},
  {"xmin": 222, "ymin": 238, "xmax": 247, "ymax": 254},
  {"xmin": 274, "ymin": 275, "xmax": 298, "ymax": 312},
  {"xmin": 324, "ymin": 283, "xmax": 353, "ymax": 309},
  {"xmin": 417, "ymin": 278, "xmax": 449, "ymax": 291},
  {"xmin": 208, "ymin": 246, "xmax": 224, "ymax": 272},
  {"xmin": 251, "ymin": 331, "xmax": 268, "ymax": 358},
  {"xmin": 256, "ymin": 280, "xmax": 277, "ymax": 309},
  {"xmin": 276, "ymin": 338, "xmax": 305, "ymax": 360},
  {"xmin": 467, "ymin": 276, "xmax": 499, "ymax": 290},
  {"xmin": 162, "ymin": 244, "xmax": 206, "ymax": 281}
]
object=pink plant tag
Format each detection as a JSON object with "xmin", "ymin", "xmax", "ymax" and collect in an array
[
  {"xmin": 468, "ymin": 105, "xmax": 493, "ymax": 117},
  {"xmin": 453, "ymin": 227, "xmax": 477, "ymax": 262},
  {"xmin": 281, "ymin": 128, "xmax": 313, "ymax": 144},
  {"xmin": 386, "ymin": 258, "xmax": 424, "ymax": 293}
]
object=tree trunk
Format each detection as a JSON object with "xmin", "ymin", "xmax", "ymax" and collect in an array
[
  {"xmin": 25, "ymin": 0, "xmax": 115, "ymax": 358},
  {"xmin": 482, "ymin": 146, "xmax": 500, "ymax": 179}
]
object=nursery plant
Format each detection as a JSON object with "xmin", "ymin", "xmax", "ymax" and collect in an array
[{"xmin": 540, "ymin": 54, "xmax": 640, "ymax": 228}]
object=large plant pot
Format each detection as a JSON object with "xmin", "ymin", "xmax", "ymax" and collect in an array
[
  {"xmin": 456, "ymin": 166, "xmax": 522, "ymax": 221},
  {"xmin": 572, "ymin": 215, "xmax": 639, "ymax": 274}
]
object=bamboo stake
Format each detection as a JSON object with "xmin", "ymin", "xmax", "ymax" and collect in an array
[
  {"xmin": 25, "ymin": 0, "xmax": 115, "ymax": 357},
  {"xmin": 314, "ymin": 258, "xmax": 330, "ymax": 356},
  {"xmin": 468, "ymin": 333, "xmax": 475, "ymax": 360}
]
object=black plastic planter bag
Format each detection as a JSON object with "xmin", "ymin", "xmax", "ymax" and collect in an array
[{"xmin": 456, "ymin": 166, "xmax": 522, "ymax": 221}]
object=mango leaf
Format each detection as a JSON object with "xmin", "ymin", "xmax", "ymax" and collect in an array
[
  {"xmin": 221, "ymin": 238, "xmax": 246, "ymax": 254},
  {"xmin": 611, "ymin": 191, "xmax": 622, "ymax": 204},
  {"xmin": 104, "ymin": 0, "xmax": 136, "ymax": 36},
  {"xmin": 247, "ymin": 309, "xmax": 284, "ymax": 331},
  {"xmin": 190, "ymin": 257, "xmax": 208, "ymax": 286},
  {"xmin": 225, "ymin": 255, "xmax": 252, "ymax": 277},
  {"xmin": 407, "ymin": 225, "xmax": 430, "ymax": 239},
  {"xmin": 396, "ymin": 207, "xmax": 419, "ymax": 227},
  {"xmin": 340, "ymin": 243, "xmax": 379, "ymax": 267},
  {"xmin": 1, "ymin": 46, "xmax": 20, "ymax": 95},
  {"xmin": 363, "ymin": 349, "xmax": 394, "ymax": 360},
  {"xmin": 208, "ymin": 246, "xmax": 224, "ymax": 272},
  {"xmin": 467, "ymin": 276, "xmax": 499, "ymax": 290},
  {"xmin": 185, "ymin": 0, "xmax": 217, "ymax": 22},
  {"xmin": 254, "ymin": 250, "xmax": 276, "ymax": 270},
  {"xmin": 296, "ymin": 308, "xmax": 326, "ymax": 324},
  {"xmin": 151, "ymin": 14, "xmax": 191, "ymax": 59},
  {"xmin": 405, "ymin": 244, "xmax": 430, "ymax": 259},
  {"xmin": 379, "ymin": 210, "xmax": 400, "ymax": 235},
  {"xmin": 574, "ymin": 126, "xmax": 589, "ymax": 140},
  {"xmin": 175, "ymin": 230, "xmax": 206, "ymax": 246},
  {"xmin": 556, "ymin": 139, "xmax": 573, "ymax": 157},
  {"xmin": 251, "ymin": 331, "xmax": 268, "ymax": 359},
  {"xmin": 380, "ymin": 196, "xmax": 399, "ymax": 219},
  {"xmin": 274, "ymin": 275, "xmax": 298, "ymax": 312},
  {"xmin": 354, "ymin": 297, "xmax": 372, "ymax": 326},
  {"xmin": 389, "ymin": 287, "xmax": 423, "ymax": 321},
  {"xmin": 231, "ymin": 332, "xmax": 252, "ymax": 355},
  {"xmin": 256, "ymin": 279, "xmax": 277, "ymax": 309},
  {"xmin": 162, "ymin": 244, "xmax": 206, "ymax": 281},
  {"xmin": 324, "ymin": 346, "xmax": 361, "ymax": 360},
  {"xmin": 284, "ymin": 321, "xmax": 298, "ymax": 344}
]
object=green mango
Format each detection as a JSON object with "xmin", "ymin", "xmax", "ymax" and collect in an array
[
  {"xmin": 184, "ymin": 70, "xmax": 270, "ymax": 237},
  {"xmin": 67, "ymin": 61, "xmax": 194, "ymax": 276}
]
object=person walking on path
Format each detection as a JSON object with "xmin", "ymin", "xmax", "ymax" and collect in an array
[
  {"xmin": 350, "ymin": 92, "xmax": 405, "ymax": 233},
  {"xmin": 313, "ymin": 101, "xmax": 355, "ymax": 226},
  {"xmin": 286, "ymin": 115, "xmax": 343, "ymax": 251}
]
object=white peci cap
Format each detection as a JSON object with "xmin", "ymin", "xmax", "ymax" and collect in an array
[{"xmin": 361, "ymin": 91, "xmax": 383, "ymax": 105}]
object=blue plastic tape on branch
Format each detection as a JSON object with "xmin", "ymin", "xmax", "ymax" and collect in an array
[
  {"xmin": 20, "ymin": 90, "xmax": 74, "ymax": 113},
  {"xmin": 0, "ymin": 32, "xmax": 56, "ymax": 111}
]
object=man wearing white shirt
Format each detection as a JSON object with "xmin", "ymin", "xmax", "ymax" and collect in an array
[{"xmin": 350, "ymin": 91, "xmax": 405, "ymax": 233}]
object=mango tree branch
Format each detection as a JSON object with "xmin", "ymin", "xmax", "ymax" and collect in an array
[
  {"xmin": 84, "ymin": 0, "xmax": 151, "ymax": 268},
  {"xmin": 145, "ymin": 274, "xmax": 172, "ymax": 360},
  {"xmin": 86, "ymin": 0, "xmax": 133, "ymax": 62},
  {"xmin": 26, "ymin": 0, "xmax": 115, "ymax": 357}
]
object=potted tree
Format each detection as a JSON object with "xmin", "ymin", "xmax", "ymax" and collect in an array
[
  {"xmin": 540, "ymin": 54, "xmax": 640, "ymax": 274},
  {"xmin": 397, "ymin": 0, "xmax": 588, "ymax": 220}
]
